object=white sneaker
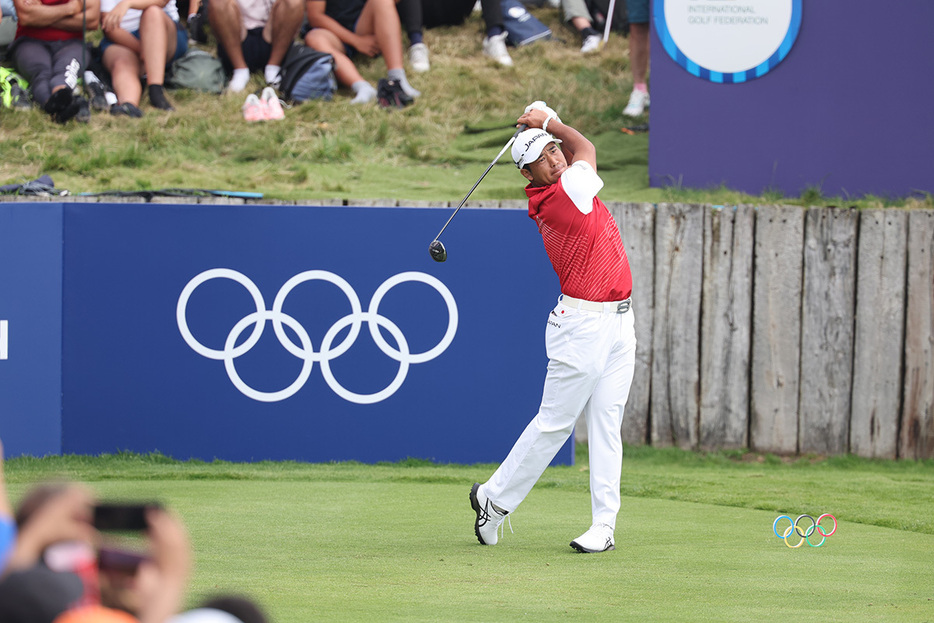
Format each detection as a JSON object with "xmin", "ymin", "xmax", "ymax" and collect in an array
[
  {"xmin": 570, "ymin": 523, "xmax": 615, "ymax": 553},
  {"xmin": 483, "ymin": 32, "xmax": 514, "ymax": 67},
  {"xmin": 470, "ymin": 483, "xmax": 507, "ymax": 545},
  {"xmin": 409, "ymin": 42, "xmax": 430, "ymax": 73},
  {"xmin": 581, "ymin": 34, "xmax": 602, "ymax": 54},
  {"xmin": 623, "ymin": 89, "xmax": 650, "ymax": 117}
]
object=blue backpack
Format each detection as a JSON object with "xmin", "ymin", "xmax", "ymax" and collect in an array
[
  {"xmin": 280, "ymin": 43, "xmax": 336, "ymax": 103},
  {"xmin": 501, "ymin": 0, "xmax": 553, "ymax": 46}
]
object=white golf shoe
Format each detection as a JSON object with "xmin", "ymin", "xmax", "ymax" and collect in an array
[
  {"xmin": 570, "ymin": 523, "xmax": 615, "ymax": 553},
  {"xmin": 470, "ymin": 483, "xmax": 508, "ymax": 545}
]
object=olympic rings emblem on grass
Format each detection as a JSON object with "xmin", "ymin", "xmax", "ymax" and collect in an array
[
  {"xmin": 177, "ymin": 268, "xmax": 458, "ymax": 405},
  {"xmin": 772, "ymin": 514, "xmax": 837, "ymax": 548}
]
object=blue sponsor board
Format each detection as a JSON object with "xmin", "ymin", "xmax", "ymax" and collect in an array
[
  {"xmin": 0, "ymin": 204, "xmax": 64, "ymax": 457},
  {"xmin": 56, "ymin": 202, "xmax": 574, "ymax": 465}
]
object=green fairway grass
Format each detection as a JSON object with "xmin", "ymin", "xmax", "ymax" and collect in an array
[{"xmin": 5, "ymin": 446, "xmax": 933, "ymax": 622}]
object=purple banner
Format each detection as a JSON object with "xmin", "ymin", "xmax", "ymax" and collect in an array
[{"xmin": 649, "ymin": 0, "xmax": 934, "ymax": 199}]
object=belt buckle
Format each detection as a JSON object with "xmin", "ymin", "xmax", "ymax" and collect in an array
[{"xmin": 616, "ymin": 300, "xmax": 630, "ymax": 314}]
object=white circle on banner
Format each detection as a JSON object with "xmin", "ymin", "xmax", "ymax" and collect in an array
[{"xmin": 662, "ymin": 0, "xmax": 794, "ymax": 74}]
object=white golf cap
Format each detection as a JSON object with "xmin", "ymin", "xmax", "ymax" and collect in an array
[{"xmin": 512, "ymin": 128, "xmax": 562, "ymax": 169}]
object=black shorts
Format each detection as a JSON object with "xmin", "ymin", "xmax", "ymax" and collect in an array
[{"xmin": 217, "ymin": 27, "xmax": 270, "ymax": 74}]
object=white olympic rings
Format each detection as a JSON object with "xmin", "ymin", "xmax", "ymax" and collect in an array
[{"xmin": 176, "ymin": 269, "xmax": 458, "ymax": 404}]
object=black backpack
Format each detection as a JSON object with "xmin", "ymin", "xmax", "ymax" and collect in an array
[{"xmin": 280, "ymin": 43, "xmax": 336, "ymax": 103}]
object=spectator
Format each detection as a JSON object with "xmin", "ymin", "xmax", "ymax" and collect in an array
[
  {"xmin": 304, "ymin": 0, "xmax": 419, "ymax": 105},
  {"xmin": 396, "ymin": 0, "xmax": 513, "ymax": 72},
  {"xmin": 622, "ymin": 0, "xmax": 648, "ymax": 117},
  {"xmin": 208, "ymin": 0, "xmax": 305, "ymax": 93},
  {"xmin": 560, "ymin": 0, "xmax": 601, "ymax": 54},
  {"xmin": 8, "ymin": 0, "xmax": 99, "ymax": 123},
  {"xmin": 99, "ymin": 0, "xmax": 189, "ymax": 116}
]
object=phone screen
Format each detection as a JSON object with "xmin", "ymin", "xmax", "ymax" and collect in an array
[{"xmin": 93, "ymin": 503, "xmax": 159, "ymax": 531}]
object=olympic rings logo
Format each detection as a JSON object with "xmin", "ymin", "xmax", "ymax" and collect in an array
[
  {"xmin": 176, "ymin": 269, "xmax": 458, "ymax": 404},
  {"xmin": 772, "ymin": 514, "xmax": 837, "ymax": 548}
]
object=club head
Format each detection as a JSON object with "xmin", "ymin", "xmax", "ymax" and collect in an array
[{"xmin": 429, "ymin": 239, "xmax": 447, "ymax": 263}]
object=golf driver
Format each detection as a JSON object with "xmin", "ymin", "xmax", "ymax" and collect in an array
[{"xmin": 429, "ymin": 124, "xmax": 528, "ymax": 262}]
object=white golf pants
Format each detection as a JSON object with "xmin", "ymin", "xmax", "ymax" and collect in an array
[{"xmin": 483, "ymin": 296, "xmax": 637, "ymax": 530}]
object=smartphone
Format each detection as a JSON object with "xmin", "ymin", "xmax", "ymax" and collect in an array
[
  {"xmin": 92, "ymin": 502, "xmax": 161, "ymax": 531},
  {"xmin": 97, "ymin": 545, "xmax": 149, "ymax": 573}
]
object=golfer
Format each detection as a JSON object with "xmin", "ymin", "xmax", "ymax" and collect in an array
[{"xmin": 470, "ymin": 102, "xmax": 636, "ymax": 553}]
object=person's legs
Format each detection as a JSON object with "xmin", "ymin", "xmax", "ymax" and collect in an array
[
  {"xmin": 356, "ymin": 0, "xmax": 420, "ymax": 97},
  {"xmin": 304, "ymin": 27, "xmax": 375, "ymax": 103},
  {"xmin": 355, "ymin": 0, "xmax": 403, "ymax": 70},
  {"xmin": 396, "ymin": 0, "xmax": 422, "ymax": 39},
  {"xmin": 397, "ymin": 0, "xmax": 428, "ymax": 72},
  {"xmin": 583, "ymin": 311, "xmax": 636, "ymax": 530},
  {"xmin": 138, "ymin": 7, "xmax": 176, "ymax": 86},
  {"xmin": 208, "ymin": 0, "xmax": 251, "ymax": 90},
  {"xmin": 103, "ymin": 44, "xmax": 143, "ymax": 106},
  {"xmin": 13, "ymin": 38, "xmax": 55, "ymax": 106},
  {"xmin": 262, "ymin": 0, "xmax": 304, "ymax": 83},
  {"xmin": 623, "ymin": 0, "xmax": 650, "ymax": 115},
  {"xmin": 629, "ymin": 22, "xmax": 649, "ymax": 87},
  {"xmin": 482, "ymin": 305, "xmax": 607, "ymax": 513},
  {"xmin": 477, "ymin": 0, "xmax": 504, "ymax": 34}
]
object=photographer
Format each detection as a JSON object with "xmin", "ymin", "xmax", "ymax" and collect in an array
[{"xmin": 0, "ymin": 474, "xmax": 192, "ymax": 623}]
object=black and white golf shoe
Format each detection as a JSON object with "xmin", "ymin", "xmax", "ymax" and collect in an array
[{"xmin": 570, "ymin": 523, "xmax": 615, "ymax": 553}]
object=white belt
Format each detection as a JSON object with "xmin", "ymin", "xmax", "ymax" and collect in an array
[{"xmin": 560, "ymin": 295, "xmax": 631, "ymax": 314}]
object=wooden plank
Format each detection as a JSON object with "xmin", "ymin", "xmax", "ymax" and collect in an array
[
  {"xmin": 850, "ymin": 209, "xmax": 908, "ymax": 459},
  {"xmin": 750, "ymin": 205, "xmax": 804, "ymax": 454},
  {"xmin": 650, "ymin": 203, "xmax": 703, "ymax": 449},
  {"xmin": 900, "ymin": 209, "xmax": 934, "ymax": 459},
  {"xmin": 798, "ymin": 207, "xmax": 858, "ymax": 455},
  {"xmin": 699, "ymin": 205, "xmax": 754, "ymax": 450},
  {"xmin": 606, "ymin": 201, "xmax": 656, "ymax": 446}
]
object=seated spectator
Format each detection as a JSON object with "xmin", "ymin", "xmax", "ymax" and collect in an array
[
  {"xmin": 8, "ymin": 0, "xmax": 99, "ymax": 123},
  {"xmin": 99, "ymin": 0, "xmax": 188, "ymax": 117},
  {"xmin": 208, "ymin": 0, "xmax": 305, "ymax": 93},
  {"xmin": 396, "ymin": 0, "xmax": 513, "ymax": 72},
  {"xmin": 304, "ymin": 0, "xmax": 419, "ymax": 105},
  {"xmin": 560, "ymin": 0, "xmax": 601, "ymax": 54}
]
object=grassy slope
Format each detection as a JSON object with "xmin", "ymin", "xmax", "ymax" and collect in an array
[{"xmin": 1, "ymin": 9, "xmax": 928, "ymax": 208}]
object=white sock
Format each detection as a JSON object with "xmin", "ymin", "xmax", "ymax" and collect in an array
[
  {"xmin": 264, "ymin": 65, "xmax": 281, "ymax": 85},
  {"xmin": 351, "ymin": 81, "xmax": 377, "ymax": 104},
  {"xmin": 387, "ymin": 68, "xmax": 420, "ymax": 98},
  {"xmin": 228, "ymin": 68, "xmax": 251, "ymax": 93}
]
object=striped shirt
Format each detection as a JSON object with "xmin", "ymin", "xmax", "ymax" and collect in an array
[{"xmin": 526, "ymin": 161, "xmax": 632, "ymax": 302}]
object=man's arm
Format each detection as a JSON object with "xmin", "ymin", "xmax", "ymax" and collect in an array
[
  {"xmin": 51, "ymin": 0, "xmax": 101, "ymax": 31},
  {"xmin": 13, "ymin": 0, "xmax": 83, "ymax": 28},
  {"xmin": 517, "ymin": 107, "xmax": 598, "ymax": 173}
]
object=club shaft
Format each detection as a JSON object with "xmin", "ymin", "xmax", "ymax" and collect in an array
[
  {"xmin": 432, "ymin": 125, "xmax": 527, "ymax": 242},
  {"xmin": 603, "ymin": 0, "xmax": 616, "ymax": 42}
]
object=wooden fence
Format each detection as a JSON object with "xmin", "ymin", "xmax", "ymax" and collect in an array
[{"xmin": 593, "ymin": 203, "xmax": 934, "ymax": 459}]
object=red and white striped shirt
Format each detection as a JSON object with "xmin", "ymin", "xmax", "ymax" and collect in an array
[{"xmin": 526, "ymin": 161, "xmax": 632, "ymax": 302}]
